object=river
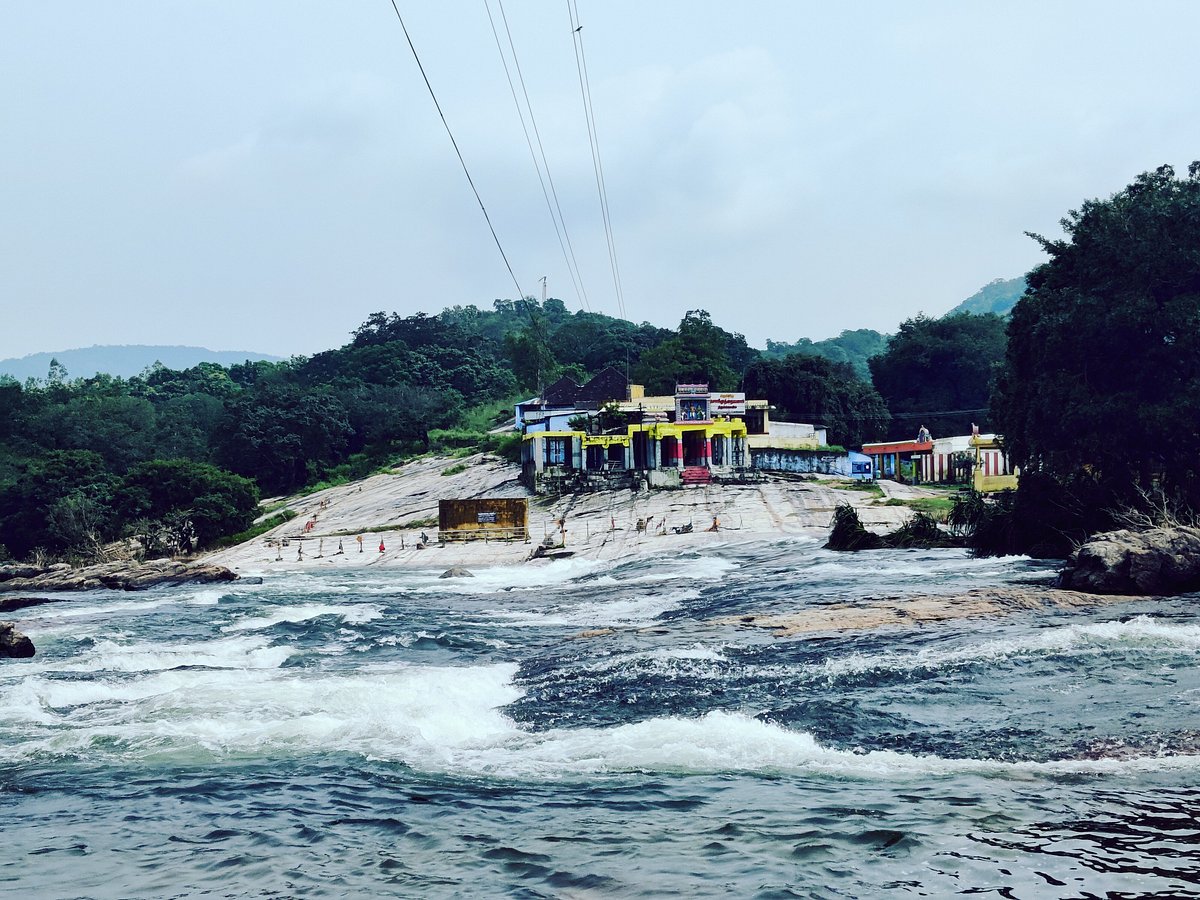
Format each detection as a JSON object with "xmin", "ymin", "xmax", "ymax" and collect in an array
[{"xmin": 3, "ymin": 539, "xmax": 1199, "ymax": 897}]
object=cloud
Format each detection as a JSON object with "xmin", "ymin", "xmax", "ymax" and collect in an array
[{"xmin": 177, "ymin": 73, "xmax": 396, "ymax": 185}]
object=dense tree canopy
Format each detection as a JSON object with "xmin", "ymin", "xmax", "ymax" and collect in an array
[
  {"xmin": 117, "ymin": 460, "xmax": 259, "ymax": 549},
  {"xmin": 743, "ymin": 354, "xmax": 889, "ymax": 448},
  {"xmin": 3, "ymin": 297, "xmax": 898, "ymax": 561},
  {"xmin": 633, "ymin": 310, "xmax": 746, "ymax": 394},
  {"xmin": 869, "ymin": 312, "xmax": 1007, "ymax": 441},
  {"xmin": 764, "ymin": 328, "xmax": 889, "ymax": 380},
  {"xmin": 994, "ymin": 163, "xmax": 1200, "ymax": 509}
]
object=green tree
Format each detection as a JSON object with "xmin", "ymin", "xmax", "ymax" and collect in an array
[
  {"xmin": 743, "ymin": 354, "xmax": 889, "ymax": 447},
  {"xmin": 214, "ymin": 387, "xmax": 353, "ymax": 494},
  {"xmin": 0, "ymin": 450, "xmax": 120, "ymax": 559},
  {"xmin": 505, "ymin": 318, "xmax": 558, "ymax": 393},
  {"xmin": 870, "ymin": 312, "xmax": 1007, "ymax": 440},
  {"xmin": 994, "ymin": 162, "xmax": 1200, "ymax": 512},
  {"xmin": 116, "ymin": 460, "xmax": 260, "ymax": 550},
  {"xmin": 633, "ymin": 310, "xmax": 742, "ymax": 394},
  {"xmin": 764, "ymin": 329, "xmax": 889, "ymax": 380}
]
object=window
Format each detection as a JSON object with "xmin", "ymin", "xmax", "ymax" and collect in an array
[{"xmin": 546, "ymin": 437, "xmax": 569, "ymax": 466}]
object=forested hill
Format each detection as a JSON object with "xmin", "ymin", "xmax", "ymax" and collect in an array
[
  {"xmin": 0, "ymin": 345, "xmax": 283, "ymax": 381},
  {"xmin": 0, "ymin": 277, "xmax": 1017, "ymax": 563},
  {"xmin": 944, "ymin": 276, "xmax": 1027, "ymax": 317}
]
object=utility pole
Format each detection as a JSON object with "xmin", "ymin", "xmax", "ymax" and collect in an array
[{"xmin": 539, "ymin": 275, "xmax": 547, "ymax": 303}]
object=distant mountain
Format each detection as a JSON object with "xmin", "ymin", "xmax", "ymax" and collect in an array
[
  {"xmin": 0, "ymin": 345, "xmax": 283, "ymax": 381},
  {"xmin": 945, "ymin": 276, "xmax": 1027, "ymax": 317}
]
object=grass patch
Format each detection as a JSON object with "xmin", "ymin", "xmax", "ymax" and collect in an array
[
  {"xmin": 883, "ymin": 496, "xmax": 956, "ymax": 520},
  {"xmin": 830, "ymin": 480, "xmax": 885, "ymax": 499},
  {"xmin": 209, "ymin": 509, "xmax": 299, "ymax": 549},
  {"xmin": 428, "ymin": 426, "xmax": 522, "ymax": 464},
  {"xmin": 295, "ymin": 454, "xmax": 392, "ymax": 497},
  {"xmin": 441, "ymin": 463, "xmax": 469, "ymax": 477}
]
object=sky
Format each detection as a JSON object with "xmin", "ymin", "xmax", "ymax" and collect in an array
[{"xmin": 4, "ymin": 2, "xmax": 1200, "ymax": 361}]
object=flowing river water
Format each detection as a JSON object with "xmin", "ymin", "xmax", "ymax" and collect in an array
[{"xmin": 3, "ymin": 540, "xmax": 1200, "ymax": 897}]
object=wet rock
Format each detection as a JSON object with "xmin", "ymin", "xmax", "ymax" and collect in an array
[
  {"xmin": 0, "ymin": 559, "xmax": 240, "ymax": 593},
  {"xmin": 1059, "ymin": 526, "xmax": 1200, "ymax": 595},
  {"xmin": 0, "ymin": 564, "xmax": 44, "ymax": 583},
  {"xmin": 0, "ymin": 596, "xmax": 62, "ymax": 614},
  {"xmin": 120, "ymin": 561, "xmax": 239, "ymax": 591},
  {"xmin": 439, "ymin": 567, "xmax": 475, "ymax": 579},
  {"xmin": 0, "ymin": 622, "xmax": 34, "ymax": 658}
]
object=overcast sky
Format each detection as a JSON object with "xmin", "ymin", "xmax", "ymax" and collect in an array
[{"xmin": 4, "ymin": 2, "xmax": 1199, "ymax": 360}]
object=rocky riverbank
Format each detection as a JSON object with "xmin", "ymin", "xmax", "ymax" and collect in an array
[
  {"xmin": 202, "ymin": 453, "xmax": 935, "ymax": 574},
  {"xmin": 0, "ymin": 559, "xmax": 239, "ymax": 593}
]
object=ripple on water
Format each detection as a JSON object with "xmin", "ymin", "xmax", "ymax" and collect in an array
[{"xmin": 1, "ymin": 545, "xmax": 1198, "ymax": 896}]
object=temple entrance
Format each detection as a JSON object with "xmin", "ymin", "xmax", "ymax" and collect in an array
[
  {"xmin": 585, "ymin": 444, "xmax": 605, "ymax": 471},
  {"xmin": 711, "ymin": 435, "xmax": 725, "ymax": 466},
  {"xmin": 659, "ymin": 436, "xmax": 679, "ymax": 468},
  {"xmin": 682, "ymin": 431, "xmax": 707, "ymax": 467},
  {"xmin": 633, "ymin": 432, "xmax": 651, "ymax": 469}
]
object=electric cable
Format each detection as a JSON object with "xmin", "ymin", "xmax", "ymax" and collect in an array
[
  {"xmin": 386, "ymin": 1, "xmax": 526, "ymax": 303},
  {"xmin": 484, "ymin": 0, "xmax": 592, "ymax": 312},
  {"xmin": 567, "ymin": 0, "xmax": 626, "ymax": 319}
]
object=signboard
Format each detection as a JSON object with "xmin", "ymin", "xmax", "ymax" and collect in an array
[
  {"xmin": 709, "ymin": 392, "xmax": 746, "ymax": 415},
  {"xmin": 476, "ymin": 511, "xmax": 498, "ymax": 523}
]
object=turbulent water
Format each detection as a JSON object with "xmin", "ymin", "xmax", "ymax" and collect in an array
[{"xmin": 4, "ymin": 540, "xmax": 1200, "ymax": 898}]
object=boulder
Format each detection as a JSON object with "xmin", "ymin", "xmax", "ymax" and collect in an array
[
  {"xmin": 0, "ymin": 622, "xmax": 34, "ymax": 658},
  {"xmin": 119, "ymin": 561, "xmax": 239, "ymax": 591},
  {"xmin": 1059, "ymin": 526, "xmax": 1200, "ymax": 595},
  {"xmin": 0, "ymin": 564, "xmax": 44, "ymax": 583},
  {"xmin": 0, "ymin": 596, "xmax": 61, "ymax": 614},
  {"xmin": 0, "ymin": 559, "xmax": 240, "ymax": 593},
  {"xmin": 439, "ymin": 567, "xmax": 475, "ymax": 579}
]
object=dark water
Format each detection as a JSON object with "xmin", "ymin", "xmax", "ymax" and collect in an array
[{"xmin": 4, "ymin": 539, "xmax": 1200, "ymax": 897}]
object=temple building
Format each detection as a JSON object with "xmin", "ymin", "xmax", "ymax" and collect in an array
[{"xmin": 520, "ymin": 380, "xmax": 761, "ymax": 493}]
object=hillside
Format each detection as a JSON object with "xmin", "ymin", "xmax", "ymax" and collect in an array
[
  {"xmin": 944, "ymin": 277, "xmax": 1027, "ymax": 317},
  {"xmin": 0, "ymin": 345, "xmax": 282, "ymax": 381},
  {"xmin": 204, "ymin": 452, "xmax": 928, "ymax": 573}
]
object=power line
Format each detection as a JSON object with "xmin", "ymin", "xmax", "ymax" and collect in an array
[
  {"xmin": 567, "ymin": 0, "xmax": 626, "ymax": 320},
  {"xmin": 483, "ymin": 0, "xmax": 592, "ymax": 312},
  {"xmin": 385, "ymin": 1, "xmax": 526, "ymax": 302}
]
